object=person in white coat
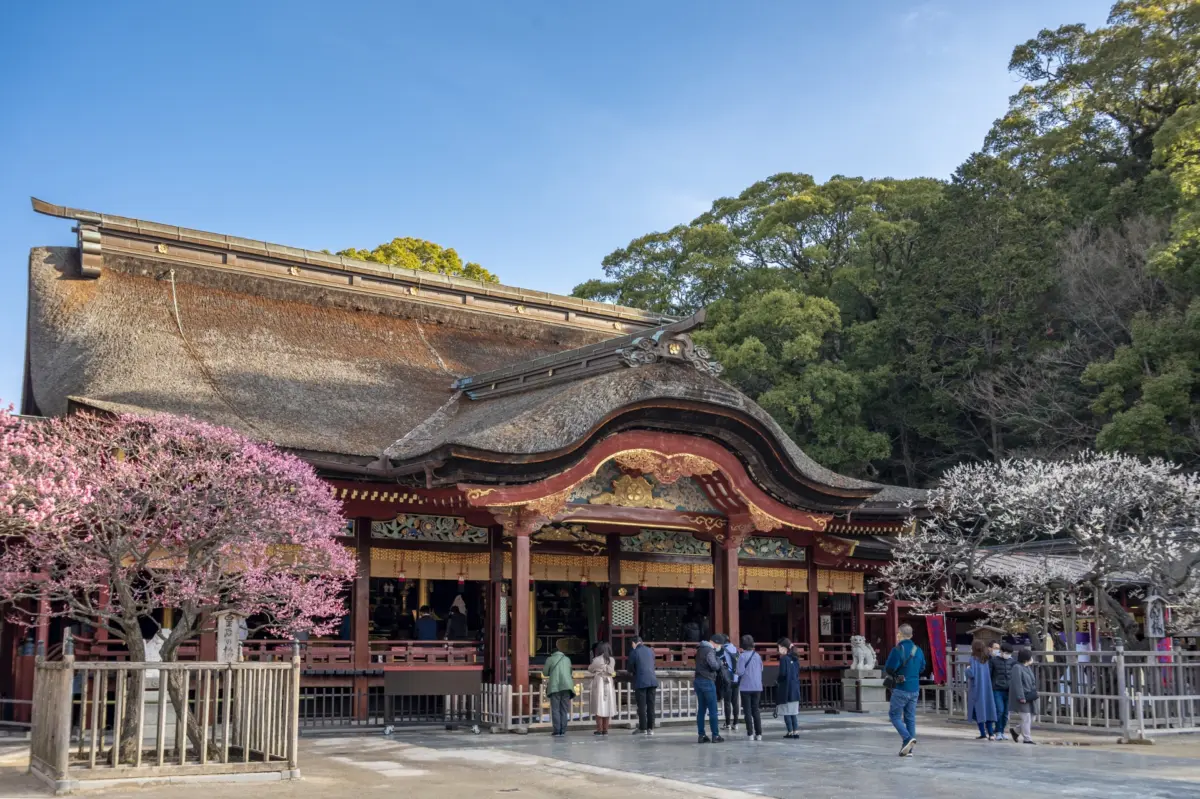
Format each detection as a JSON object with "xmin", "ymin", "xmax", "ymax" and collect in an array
[{"xmin": 588, "ymin": 641, "xmax": 617, "ymax": 735}]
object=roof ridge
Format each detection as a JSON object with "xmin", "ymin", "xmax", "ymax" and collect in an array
[
  {"xmin": 31, "ymin": 197, "xmax": 674, "ymax": 333},
  {"xmin": 451, "ymin": 310, "xmax": 721, "ymax": 400}
]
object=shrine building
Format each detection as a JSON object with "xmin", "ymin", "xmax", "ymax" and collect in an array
[{"xmin": 11, "ymin": 199, "xmax": 925, "ymax": 719}]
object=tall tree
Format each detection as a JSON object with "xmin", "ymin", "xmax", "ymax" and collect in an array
[{"xmin": 339, "ymin": 237, "xmax": 498, "ymax": 283}]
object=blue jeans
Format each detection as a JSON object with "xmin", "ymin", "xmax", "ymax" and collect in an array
[
  {"xmin": 694, "ymin": 678, "xmax": 719, "ymax": 738},
  {"xmin": 993, "ymin": 689, "xmax": 1009, "ymax": 732},
  {"xmin": 889, "ymin": 688, "xmax": 917, "ymax": 743}
]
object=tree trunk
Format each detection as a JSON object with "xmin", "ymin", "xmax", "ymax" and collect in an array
[
  {"xmin": 160, "ymin": 623, "xmax": 220, "ymax": 761},
  {"xmin": 117, "ymin": 626, "xmax": 146, "ymax": 764}
]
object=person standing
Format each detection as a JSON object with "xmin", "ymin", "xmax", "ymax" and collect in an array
[
  {"xmin": 414, "ymin": 606, "xmax": 438, "ymax": 640},
  {"xmin": 627, "ymin": 636, "xmax": 659, "ymax": 736},
  {"xmin": 966, "ymin": 639, "xmax": 998, "ymax": 739},
  {"xmin": 884, "ymin": 623, "xmax": 926, "ymax": 757},
  {"xmin": 445, "ymin": 596, "xmax": 469, "ymax": 640},
  {"xmin": 1007, "ymin": 648, "xmax": 1038, "ymax": 744},
  {"xmin": 736, "ymin": 634, "xmax": 764, "ymax": 741},
  {"xmin": 693, "ymin": 635, "xmax": 724, "ymax": 743},
  {"xmin": 989, "ymin": 642, "xmax": 1014, "ymax": 741},
  {"xmin": 542, "ymin": 647, "xmax": 574, "ymax": 737},
  {"xmin": 775, "ymin": 638, "xmax": 802, "ymax": 738},
  {"xmin": 715, "ymin": 633, "xmax": 741, "ymax": 732},
  {"xmin": 588, "ymin": 641, "xmax": 617, "ymax": 736}
]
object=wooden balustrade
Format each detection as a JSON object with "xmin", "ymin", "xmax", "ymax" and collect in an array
[
  {"xmin": 368, "ymin": 640, "xmax": 480, "ymax": 666},
  {"xmin": 30, "ymin": 657, "xmax": 300, "ymax": 793}
]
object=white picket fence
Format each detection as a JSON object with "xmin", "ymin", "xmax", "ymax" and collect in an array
[
  {"xmin": 918, "ymin": 647, "xmax": 1200, "ymax": 739},
  {"xmin": 480, "ymin": 671, "xmax": 700, "ymax": 731}
]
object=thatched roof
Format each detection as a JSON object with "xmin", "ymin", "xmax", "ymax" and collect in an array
[
  {"xmin": 22, "ymin": 200, "xmax": 925, "ymax": 514},
  {"xmin": 24, "ymin": 246, "xmax": 622, "ymax": 460}
]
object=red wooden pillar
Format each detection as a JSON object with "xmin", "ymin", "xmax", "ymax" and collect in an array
[
  {"xmin": 805, "ymin": 561, "xmax": 819, "ymax": 657},
  {"xmin": 855, "ymin": 591, "xmax": 866, "ymax": 637},
  {"xmin": 35, "ymin": 589, "xmax": 50, "ymax": 651},
  {"xmin": 720, "ymin": 543, "xmax": 740, "ymax": 646},
  {"xmin": 486, "ymin": 526, "xmax": 505, "ymax": 682},
  {"xmin": 806, "ymin": 559, "xmax": 820, "ymax": 699},
  {"xmin": 711, "ymin": 544, "xmax": 725, "ymax": 641},
  {"xmin": 95, "ymin": 586, "xmax": 110, "ymax": 644},
  {"xmin": 353, "ymin": 517, "xmax": 371, "ymax": 720},
  {"xmin": 885, "ymin": 595, "xmax": 900, "ymax": 654},
  {"xmin": 510, "ymin": 530, "xmax": 531, "ymax": 690}
]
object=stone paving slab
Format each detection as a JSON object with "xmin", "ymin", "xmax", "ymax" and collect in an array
[{"xmin": 408, "ymin": 713, "xmax": 1200, "ymax": 799}]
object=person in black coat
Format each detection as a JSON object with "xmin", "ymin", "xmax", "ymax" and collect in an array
[
  {"xmin": 775, "ymin": 638, "xmax": 802, "ymax": 738},
  {"xmin": 627, "ymin": 636, "xmax": 659, "ymax": 735}
]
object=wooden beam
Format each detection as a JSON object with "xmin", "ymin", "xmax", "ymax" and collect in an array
[
  {"xmin": 353, "ymin": 517, "xmax": 371, "ymax": 720},
  {"xmin": 487, "ymin": 527, "xmax": 505, "ymax": 682},
  {"xmin": 510, "ymin": 532, "xmax": 531, "ymax": 690}
]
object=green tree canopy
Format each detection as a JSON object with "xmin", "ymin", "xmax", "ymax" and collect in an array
[
  {"xmin": 338, "ymin": 237, "xmax": 498, "ymax": 283},
  {"xmin": 574, "ymin": 0, "xmax": 1200, "ymax": 482}
]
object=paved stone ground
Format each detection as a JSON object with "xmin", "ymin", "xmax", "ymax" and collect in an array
[
  {"xmin": 409, "ymin": 713, "xmax": 1200, "ymax": 799},
  {"xmin": 0, "ymin": 714, "xmax": 1196, "ymax": 798}
]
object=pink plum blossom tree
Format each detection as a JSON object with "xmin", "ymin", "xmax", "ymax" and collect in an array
[
  {"xmin": 883, "ymin": 452, "xmax": 1200, "ymax": 650},
  {"xmin": 0, "ymin": 406, "xmax": 356, "ymax": 661}
]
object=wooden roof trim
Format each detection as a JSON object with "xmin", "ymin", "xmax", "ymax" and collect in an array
[
  {"xmin": 31, "ymin": 197, "xmax": 673, "ymax": 332},
  {"xmin": 451, "ymin": 310, "xmax": 715, "ymax": 399}
]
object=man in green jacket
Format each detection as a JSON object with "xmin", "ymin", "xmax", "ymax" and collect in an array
[{"xmin": 543, "ymin": 650, "xmax": 575, "ymax": 737}]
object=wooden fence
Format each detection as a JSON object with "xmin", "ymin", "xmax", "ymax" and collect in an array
[
  {"xmin": 30, "ymin": 655, "xmax": 300, "ymax": 793},
  {"xmin": 918, "ymin": 647, "xmax": 1200, "ymax": 740}
]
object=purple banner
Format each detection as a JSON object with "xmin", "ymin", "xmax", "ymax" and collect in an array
[{"xmin": 926, "ymin": 615, "xmax": 947, "ymax": 684}]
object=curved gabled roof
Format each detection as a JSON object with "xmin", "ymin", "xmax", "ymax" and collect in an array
[{"xmin": 23, "ymin": 200, "xmax": 924, "ymax": 517}]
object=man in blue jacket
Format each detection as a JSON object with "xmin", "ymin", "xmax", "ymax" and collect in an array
[
  {"xmin": 884, "ymin": 623, "xmax": 926, "ymax": 757},
  {"xmin": 627, "ymin": 636, "xmax": 659, "ymax": 735}
]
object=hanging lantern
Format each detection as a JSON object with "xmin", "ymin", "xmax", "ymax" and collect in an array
[
  {"xmin": 580, "ymin": 565, "xmax": 588, "ymax": 587},
  {"xmin": 397, "ymin": 554, "xmax": 406, "ymax": 584},
  {"xmin": 687, "ymin": 565, "xmax": 695, "ymax": 593},
  {"xmin": 457, "ymin": 574, "xmax": 466, "ymax": 587}
]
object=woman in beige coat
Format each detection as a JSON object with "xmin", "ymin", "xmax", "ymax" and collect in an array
[{"xmin": 588, "ymin": 641, "xmax": 617, "ymax": 735}]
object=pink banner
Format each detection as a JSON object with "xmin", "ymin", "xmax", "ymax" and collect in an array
[{"xmin": 926, "ymin": 614, "xmax": 947, "ymax": 684}]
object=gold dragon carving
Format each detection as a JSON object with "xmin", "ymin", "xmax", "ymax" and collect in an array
[{"xmin": 588, "ymin": 474, "xmax": 676, "ymax": 510}]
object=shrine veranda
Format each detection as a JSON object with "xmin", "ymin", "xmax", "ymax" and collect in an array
[{"xmin": 7, "ymin": 199, "xmax": 929, "ymax": 723}]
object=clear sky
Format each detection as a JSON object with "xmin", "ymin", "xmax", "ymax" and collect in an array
[{"xmin": 0, "ymin": 1, "xmax": 1112, "ymax": 404}]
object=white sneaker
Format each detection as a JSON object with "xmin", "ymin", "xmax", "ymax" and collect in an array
[{"xmin": 754, "ymin": 734, "xmax": 762, "ymax": 741}]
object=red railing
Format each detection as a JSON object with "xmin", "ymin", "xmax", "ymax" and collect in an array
[
  {"xmin": 241, "ymin": 639, "xmax": 353, "ymax": 668},
  {"xmin": 52, "ymin": 637, "xmax": 200, "ymax": 662},
  {"xmin": 368, "ymin": 639, "xmax": 480, "ymax": 666},
  {"xmin": 645, "ymin": 641, "xmax": 863, "ymax": 668}
]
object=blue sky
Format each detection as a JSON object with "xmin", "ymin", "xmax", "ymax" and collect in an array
[{"xmin": 0, "ymin": 1, "xmax": 1111, "ymax": 403}]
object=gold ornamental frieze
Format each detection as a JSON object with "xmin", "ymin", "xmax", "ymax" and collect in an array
[{"xmin": 612, "ymin": 450, "xmax": 719, "ymax": 484}]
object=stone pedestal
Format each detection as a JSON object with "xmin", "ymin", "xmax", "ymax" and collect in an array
[{"xmin": 842, "ymin": 669, "xmax": 890, "ymax": 713}]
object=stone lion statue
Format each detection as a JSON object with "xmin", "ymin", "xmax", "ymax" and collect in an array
[{"xmin": 850, "ymin": 635, "xmax": 876, "ymax": 671}]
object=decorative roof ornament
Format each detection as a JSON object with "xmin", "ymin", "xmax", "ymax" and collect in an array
[{"xmin": 616, "ymin": 332, "xmax": 723, "ymax": 377}]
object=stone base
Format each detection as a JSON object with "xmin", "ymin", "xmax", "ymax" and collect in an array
[
  {"xmin": 842, "ymin": 674, "xmax": 890, "ymax": 714},
  {"xmin": 843, "ymin": 668, "xmax": 881, "ymax": 680}
]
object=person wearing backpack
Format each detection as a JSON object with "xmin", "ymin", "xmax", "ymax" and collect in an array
[
  {"xmin": 713, "ymin": 633, "xmax": 741, "ymax": 731},
  {"xmin": 736, "ymin": 634, "xmax": 764, "ymax": 740},
  {"xmin": 775, "ymin": 638, "xmax": 802, "ymax": 738},
  {"xmin": 883, "ymin": 623, "xmax": 926, "ymax": 757}
]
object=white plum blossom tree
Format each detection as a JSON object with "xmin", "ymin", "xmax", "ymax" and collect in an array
[{"xmin": 883, "ymin": 452, "xmax": 1200, "ymax": 649}]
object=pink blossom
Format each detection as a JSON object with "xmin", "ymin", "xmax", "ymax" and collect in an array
[{"xmin": 0, "ymin": 405, "xmax": 356, "ymax": 656}]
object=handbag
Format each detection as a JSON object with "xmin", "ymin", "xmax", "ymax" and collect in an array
[{"xmin": 883, "ymin": 644, "xmax": 916, "ymax": 690}]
